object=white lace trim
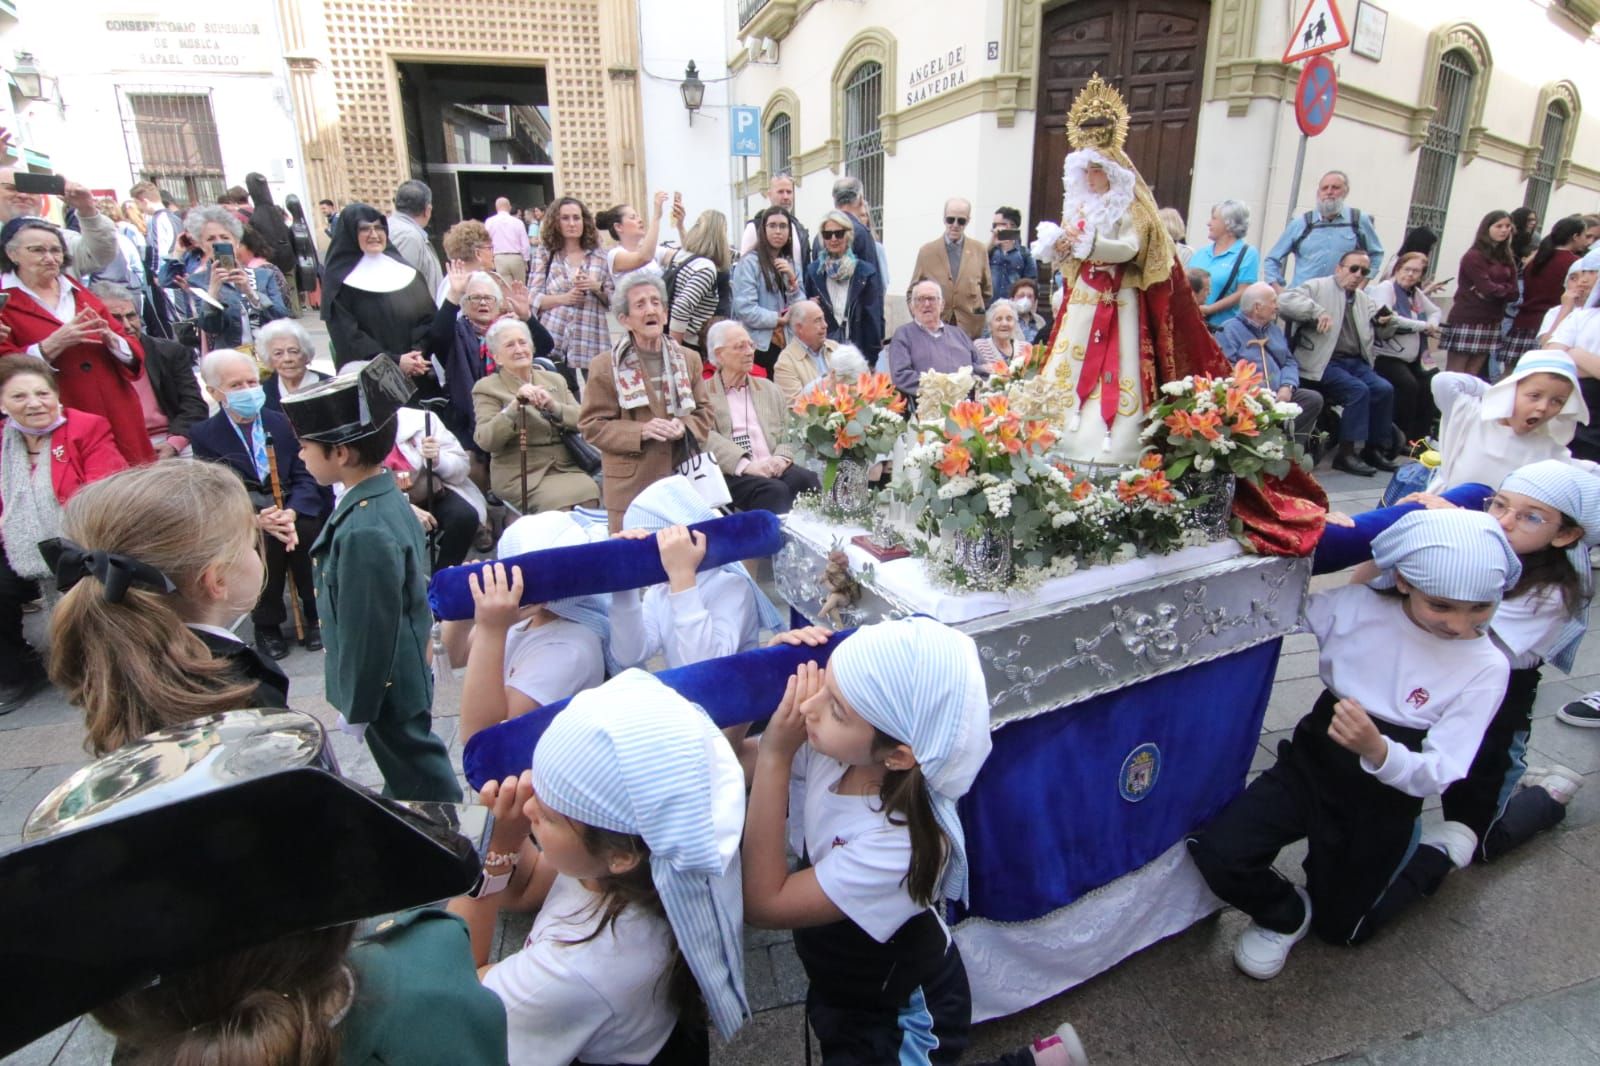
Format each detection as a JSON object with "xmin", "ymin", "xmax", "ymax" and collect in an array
[
  {"xmin": 1062, "ymin": 148, "xmax": 1136, "ymax": 236},
  {"xmin": 953, "ymin": 841, "xmax": 1221, "ymax": 1021}
]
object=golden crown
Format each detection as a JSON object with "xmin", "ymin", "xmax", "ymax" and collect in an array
[{"xmin": 1065, "ymin": 74, "xmax": 1130, "ymax": 152}]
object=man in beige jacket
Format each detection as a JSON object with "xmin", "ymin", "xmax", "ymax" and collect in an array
[
  {"xmin": 907, "ymin": 197, "xmax": 992, "ymax": 339},
  {"xmin": 772, "ymin": 300, "xmax": 839, "ymax": 404}
]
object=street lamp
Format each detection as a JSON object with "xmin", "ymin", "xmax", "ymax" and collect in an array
[
  {"xmin": 680, "ymin": 61, "xmax": 705, "ymax": 125},
  {"xmin": 10, "ymin": 53, "xmax": 44, "ymax": 102}
]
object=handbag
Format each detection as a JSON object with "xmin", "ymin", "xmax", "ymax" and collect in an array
[
  {"xmin": 542, "ymin": 408, "xmax": 603, "ymax": 475},
  {"xmin": 673, "ymin": 428, "xmax": 732, "ymax": 509}
]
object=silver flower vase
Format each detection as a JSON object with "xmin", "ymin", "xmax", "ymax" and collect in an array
[
  {"xmin": 952, "ymin": 524, "xmax": 1014, "ymax": 586},
  {"xmin": 1182, "ymin": 470, "xmax": 1237, "ymax": 540},
  {"xmin": 825, "ymin": 457, "xmax": 873, "ymax": 518}
]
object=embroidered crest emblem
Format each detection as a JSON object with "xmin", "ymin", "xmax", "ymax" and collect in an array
[
  {"xmin": 1406, "ymin": 687, "xmax": 1430, "ymax": 709},
  {"xmin": 1119, "ymin": 742, "xmax": 1161, "ymax": 802}
]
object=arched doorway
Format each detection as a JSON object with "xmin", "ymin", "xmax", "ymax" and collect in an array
[{"xmin": 1029, "ymin": 0, "xmax": 1210, "ymax": 234}]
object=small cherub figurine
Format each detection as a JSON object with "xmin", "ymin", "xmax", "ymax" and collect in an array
[{"xmin": 818, "ymin": 549, "xmax": 862, "ymax": 627}]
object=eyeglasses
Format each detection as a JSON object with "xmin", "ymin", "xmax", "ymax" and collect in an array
[
  {"xmin": 945, "ymin": 217, "xmax": 968, "ymax": 226},
  {"xmin": 1487, "ymin": 496, "xmax": 1553, "ymax": 531},
  {"xmin": 1343, "ymin": 265, "xmax": 1370, "ymax": 276},
  {"xmin": 19, "ymin": 245, "xmax": 63, "ymax": 258},
  {"xmin": 820, "ymin": 229, "xmax": 849, "ymax": 240},
  {"xmin": 463, "ymin": 295, "xmax": 500, "ymax": 305},
  {"xmin": 912, "ymin": 295, "xmax": 942, "ymax": 305}
]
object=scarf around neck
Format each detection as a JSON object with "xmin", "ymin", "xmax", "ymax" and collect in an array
[
  {"xmin": 612, "ymin": 333, "xmax": 696, "ymax": 414},
  {"xmin": 1, "ymin": 420, "xmax": 63, "ymax": 580}
]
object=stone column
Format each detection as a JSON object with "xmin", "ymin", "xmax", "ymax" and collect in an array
[
  {"xmin": 598, "ymin": 0, "xmax": 648, "ymax": 209},
  {"xmin": 276, "ymin": 0, "xmax": 349, "ymax": 207}
]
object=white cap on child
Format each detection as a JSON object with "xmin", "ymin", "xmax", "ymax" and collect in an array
[
  {"xmin": 1499, "ymin": 460, "xmax": 1600, "ymax": 670},
  {"xmin": 1478, "ymin": 351, "xmax": 1589, "ymax": 444},
  {"xmin": 1369, "ymin": 509, "xmax": 1521, "ymax": 604}
]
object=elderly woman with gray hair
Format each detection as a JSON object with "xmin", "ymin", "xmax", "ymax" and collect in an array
[
  {"xmin": 471, "ymin": 317, "xmax": 598, "ymax": 513},
  {"xmin": 703, "ymin": 319, "xmax": 819, "ymax": 513},
  {"xmin": 182, "ymin": 205, "xmax": 289, "ymax": 350},
  {"xmin": 1187, "ymin": 199, "xmax": 1259, "ymax": 331},
  {"xmin": 579, "ymin": 271, "xmax": 715, "ymax": 529},
  {"xmin": 258, "ymin": 318, "xmax": 330, "ymax": 411}
]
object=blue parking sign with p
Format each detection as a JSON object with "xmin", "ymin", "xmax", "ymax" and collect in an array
[{"xmin": 731, "ymin": 106, "xmax": 761, "ymax": 157}]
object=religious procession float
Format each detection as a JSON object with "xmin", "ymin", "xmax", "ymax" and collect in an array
[{"xmin": 457, "ymin": 76, "xmax": 1355, "ymax": 1018}]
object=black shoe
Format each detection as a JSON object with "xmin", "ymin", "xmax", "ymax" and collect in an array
[
  {"xmin": 0, "ymin": 671, "xmax": 49, "ymax": 715},
  {"xmin": 302, "ymin": 626, "xmax": 323, "ymax": 652},
  {"xmin": 258, "ymin": 630, "xmax": 290, "ymax": 660},
  {"xmin": 1361, "ymin": 448, "xmax": 1401, "ymax": 472},
  {"xmin": 1332, "ymin": 452, "xmax": 1377, "ymax": 477}
]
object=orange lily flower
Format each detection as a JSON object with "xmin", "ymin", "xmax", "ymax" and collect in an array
[{"xmin": 938, "ymin": 442, "xmax": 973, "ymax": 477}]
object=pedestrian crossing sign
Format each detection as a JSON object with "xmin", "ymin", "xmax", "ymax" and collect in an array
[{"xmin": 1283, "ymin": 0, "xmax": 1351, "ymax": 65}]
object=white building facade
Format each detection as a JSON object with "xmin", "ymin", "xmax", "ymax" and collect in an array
[{"xmin": 729, "ymin": 0, "xmax": 1600, "ymax": 299}]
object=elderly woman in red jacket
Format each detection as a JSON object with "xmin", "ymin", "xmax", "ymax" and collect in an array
[
  {"xmin": 0, "ymin": 354, "xmax": 128, "ymax": 711},
  {"xmin": 0, "ymin": 216, "xmax": 154, "ymax": 464}
]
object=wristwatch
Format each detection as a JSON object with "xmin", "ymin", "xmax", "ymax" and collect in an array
[{"xmin": 468, "ymin": 866, "xmax": 513, "ymax": 899}]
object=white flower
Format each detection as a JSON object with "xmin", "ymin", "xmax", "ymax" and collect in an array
[
  {"xmin": 1213, "ymin": 437, "xmax": 1237, "ymax": 454},
  {"xmin": 1160, "ymin": 380, "xmax": 1191, "ymax": 396},
  {"xmin": 1052, "ymin": 510, "xmax": 1079, "ymax": 528},
  {"xmin": 1259, "ymin": 440, "xmax": 1285, "ymax": 460},
  {"xmin": 1195, "ymin": 455, "xmax": 1216, "ymax": 473},
  {"xmin": 1273, "ymin": 400, "xmax": 1302, "ymax": 418},
  {"xmin": 1112, "ymin": 543, "xmax": 1139, "ymax": 564},
  {"xmin": 938, "ymin": 476, "xmax": 978, "ymax": 499}
]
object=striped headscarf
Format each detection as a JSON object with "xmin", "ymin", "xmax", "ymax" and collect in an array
[
  {"xmin": 1477, "ymin": 351, "xmax": 1590, "ymax": 444},
  {"xmin": 497, "ymin": 513, "xmax": 619, "ymax": 675},
  {"xmin": 531, "ymin": 669, "xmax": 749, "ymax": 1038},
  {"xmin": 1369, "ymin": 509, "xmax": 1521, "ymax": 604},
  {"xmin": 829, "ymin": 616, "xmax": 993, "ymax": 905},
  {"xmin": 1499, "ymin": 460, "xmax": 1600, "ymax": 671},
  {"xmin": 622, "ymin": 475, "xmax": 785, "ymax": 632}
]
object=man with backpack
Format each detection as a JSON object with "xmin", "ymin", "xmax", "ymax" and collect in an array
[{"xmin": 1263, "ymin": 170, "xmax": 1385, "ymax": 287}]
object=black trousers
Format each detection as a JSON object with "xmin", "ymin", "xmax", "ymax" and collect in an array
[
  {"xmin": 1188, "ymin": 691, "xmax": 1434, "ymax": 945},
  {"xmin": 1393, "ymin": 667, "xmax": 1566, "ymax": 897},
  {"xmin": 421, "ymin": 487, "xmax": 480, "ymax": 571},
  {"xmin": 726, "ymin": 464, "xmax": 821, "ymax": 515},
  {"xmin": 0, "ymin": 547, "xmax": 43, "ymax": 684},
  {"xmin": 802, "ymin": 937, "xmax": 972, "ymax": 1065},
  {"xmin": 255, "ymin": 513, "xmax": 323, "ymax": 634},
  {"xmin": 1374, "ymin": 355, "xmax": 1437, "ymax": 447}
]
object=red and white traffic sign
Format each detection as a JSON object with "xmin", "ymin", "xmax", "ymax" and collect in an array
[
  {"xmin": 1283, "ymin": 0, "xmax": 1351, "ymax": 65},
  {"xmin": 1294, "ymin": 56, "xmax": 1338, "ymax": 136}
]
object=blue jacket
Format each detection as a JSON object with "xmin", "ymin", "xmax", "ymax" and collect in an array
[
  {"xmin": 988, "ymin": 243, "xmax": 1037, "ymax": 307},
  {"xmin": 188, "ymin": 265, "xmax": 290, "ymax": 348},
  {"xmin": 1216, "ymin": 315, "xmax": 1302, "ymax": 390},
  {"xmin": 189, "ymin": 408, "xmax": 325, "ymax": 517},
  {"xmin": 731, "ymin": 252, "xmax": 803, "ymax": 350},
  {"xmin": 1264, "ymin": 208, "xmax": 1384, "ymax": 286},
  {"xmin": 804, "ymin": 255, "xmax": 884, "ymax": 354}
]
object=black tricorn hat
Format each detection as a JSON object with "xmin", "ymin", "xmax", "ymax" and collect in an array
[
  {"xmin": 0, "ymin": 710, "xmax": 481, "ymax": 1057},
  {"xmin": 281, "ymin": 357, "xmax": 415, "ymax": 444}
]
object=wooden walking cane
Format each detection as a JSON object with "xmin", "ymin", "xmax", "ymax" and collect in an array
[
  {"xmin": 262, "ymin": 432, "xmax": 307, "ymax": 643},
  {"xmin": 517, "ymin": 398, "xmax": 530, "ymax": 513}
]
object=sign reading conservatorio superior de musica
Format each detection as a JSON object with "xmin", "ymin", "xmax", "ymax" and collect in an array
[
  {"xmin": 904, "ymin": 46, "xmax": 968, "ymax": 107},
  {"xmin": 97, "ymin": 9, "xmax": 277, "ymax": 75}
]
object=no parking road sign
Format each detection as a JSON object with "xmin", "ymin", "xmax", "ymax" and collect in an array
[{"xmin": 1295, "ymin": 56, "xmax": 1338, "ymax": 137}]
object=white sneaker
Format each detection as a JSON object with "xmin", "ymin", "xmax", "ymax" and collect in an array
[
  {"xmin": 1234, "ymin": 885, "xmax": 1311, "ymax": 980},
  {"xmin": 1419, "ymin": 819, "xmax": 1478, "ymax": 869},
  {"xmin": 1522, "ymin": 764, "xmax": 1585, "ymax": 805},
  {"xmin": 1028, "ymin": 1022, "xmax": 1090, "ymax": 1066}
]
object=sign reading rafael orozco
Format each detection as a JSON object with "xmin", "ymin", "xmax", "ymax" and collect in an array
[{"xmin": 905, "ymin": 47, "xmax": 968, "ymax": 107}]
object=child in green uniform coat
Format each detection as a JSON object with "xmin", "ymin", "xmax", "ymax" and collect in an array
[{"xmin": 283, "ymin": 359, "xmax": 460, "ymax": 801}]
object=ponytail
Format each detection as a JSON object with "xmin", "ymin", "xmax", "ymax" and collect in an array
[
  {"xmin": 94, "ymin": 924, "xmax": 355, "ymax": 1066},
  {"xmin": 873, "ymin": 729, "xmax": 948, "ymax": 907},
  {"xmin": 46, "ymin": 461, "xmax": 263, "ymax": 755}
]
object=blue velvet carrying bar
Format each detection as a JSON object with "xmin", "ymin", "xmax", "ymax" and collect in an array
[
  {"xmin": 427, "ymin": 510, "xmax": 784, "ymax": 621},
  {"xmin": 1311, "ymin": 482, "xmax": 1492, "ymax": 575},
  {"xmin": 462, "ymin": 630, "xmax": 854, "ymax": 788}
]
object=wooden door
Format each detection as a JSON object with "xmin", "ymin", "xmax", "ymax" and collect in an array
[{"xmin": 1029, "ymin": 0, "xmax": 1210, "ymax": 237}]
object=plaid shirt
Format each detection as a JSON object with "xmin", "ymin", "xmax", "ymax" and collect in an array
[{"xmin": 530, "ymin": 245, "xmax": 615, "ymax": 369}]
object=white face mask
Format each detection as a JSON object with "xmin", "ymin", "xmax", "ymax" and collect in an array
[{"xmin": 1012, "ymin": 296, "xmax": 1035, "ymax": 314}]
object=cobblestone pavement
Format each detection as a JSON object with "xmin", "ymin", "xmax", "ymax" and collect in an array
[{"xmin": 6, "ymin": 333, "xmax": 1599, "ymax": 1062}]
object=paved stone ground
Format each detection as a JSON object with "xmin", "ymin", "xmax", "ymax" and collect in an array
[{"xmin": 6, "ymin": 340, "xmax": 1600, "ymax": 1062}]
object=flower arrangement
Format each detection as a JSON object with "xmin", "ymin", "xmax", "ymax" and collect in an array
[
  {"xmin": 790, "ymin": 371, "xmax": 907, "ymax": 494},
  {"xmin": 1140, "ymin": 360, "xmax": 1304, "ymax": 483}
]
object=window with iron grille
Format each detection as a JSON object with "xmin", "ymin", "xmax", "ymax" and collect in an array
[
  {"xmin": 1405, "ymin": 51, "xmax": 1475, "ymax": 238},
  {"xmin": 121, "ymin": 91, "xmax": 226, "ymax": 207},
  {"xmin": 766, "ymin": 113, "xmax": 792, "ymax": 179},
  {"xmin": 843, "ymin": 62, "xmax": 883, "ymax": 235},
  {"xmin": 1524, "ymin": 101, "xmax": 1569, "ymax": 222}
]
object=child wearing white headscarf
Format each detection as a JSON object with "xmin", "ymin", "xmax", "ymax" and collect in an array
[
  {"xmin": 1189, "ymin": 509, "xmax": 1519, "ymax": 982},
  {"xmin": 443, "ymin": 512, "xmax": 611, "ymax": 745},
  {"xmin": 464, "ymin": 670, "xmax": 748, "ymax": 1064},
  {"xmin": 743, "ymin": 617, "xmax": 1088, "ymax": 1066},
  {"xmin": 1428, "ymin": 350, "xmax": 1593, "ymax": 492},
  {"xmin": 1381, "ymin": 461, "xmax": 1597, "ymax": 899}
]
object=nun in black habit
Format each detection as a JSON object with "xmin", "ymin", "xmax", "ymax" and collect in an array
[{"xmin": 320, "ymin": 205, "xmax": 439, "ymax": 396}]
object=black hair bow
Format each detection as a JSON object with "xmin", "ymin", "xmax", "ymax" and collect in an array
[{"xmin": 38, "ymin": 538, "xmax": 177, "ymax": 604}]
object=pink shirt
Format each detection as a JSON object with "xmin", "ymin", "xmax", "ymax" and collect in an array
[
  {"xmin": 723, "ymin": 381, "xmax": 771, "ymax": 474},
  {"xmin": 129, "ymin": 367, "xmax": 177, "ymax": 449},
  {"xmin": 486, "ymin": 212, "xmax": 530, "ymax": 258}
]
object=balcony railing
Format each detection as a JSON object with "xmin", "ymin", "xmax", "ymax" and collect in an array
[{"xmin": 737, "ymin": 0, "xmax": 771, "ymax": 30}]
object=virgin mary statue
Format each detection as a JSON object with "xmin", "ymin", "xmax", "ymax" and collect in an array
[{"xmin": 1038, "ymin": 75, "xmax": 1227, "ymax": 466}]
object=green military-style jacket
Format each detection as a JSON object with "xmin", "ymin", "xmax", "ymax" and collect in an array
[{"xmin": 312, "ymin": 472, "xmax": 435, "ymax": 726}]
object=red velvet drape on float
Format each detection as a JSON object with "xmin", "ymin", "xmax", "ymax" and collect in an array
[{"xmin": 1044, "ymin": 254, "xmax": 1328, "ymax": 557}]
